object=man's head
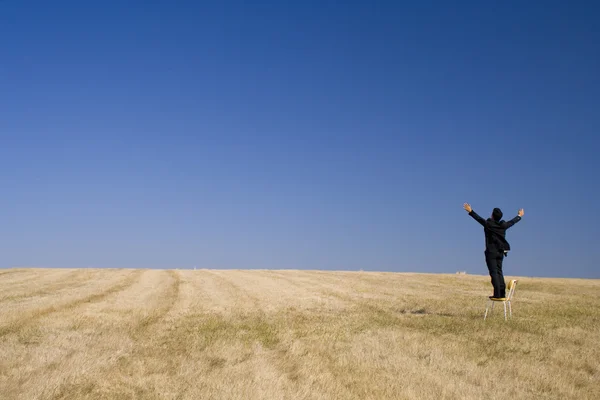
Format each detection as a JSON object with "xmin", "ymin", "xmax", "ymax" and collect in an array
[{"xmin": 492, "ymin": 208, "xmax": 503, "ymax": 222}]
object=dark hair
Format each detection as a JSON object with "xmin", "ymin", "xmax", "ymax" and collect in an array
[{"xmin": 492, "ymin": 208, "xmax": 503, "ymax": 222}]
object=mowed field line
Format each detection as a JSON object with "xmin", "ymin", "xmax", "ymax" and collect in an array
[
  {"xmin": 266, "ymin": 270, "xmax": 417, "ymax": 323},
  {"xmin": 210, "ymin": 270, "xmax": 309, "ymax": 310},
  {"xmin": 118, "ymin": 270, "xmax": 306, "ymax": 400},
  {"xmin": 0, "ymin": 268, "xmax": 73, "ymax": 292},
  {"xmin": 0, "ymin": 269, "xmax": 144, "ymax": 337},
  {"xmin": 266, "ymin": 270, "xmax": 475, "ymax": 321},
  {"xmin": 0, "ymin": 269, "xmax": 29, "ymax": 277},
  {"xmin": 27, "ymin": 271, "xmax": 182, "ymax": 400},
  {"xmin": 0, "ymin": 270, "xmax": 152, "ymax": 399},
  {"xmin": 265, "ymin": 270, "xmax": 371, "ymax": 304},
  {"xmin": 280, "ymin": 270, "xmax": 414, "ymax": 300},
  {"xmin": 256, "ymin": 270, "xmax": 353, "ymax": 310},
  {"xmin": 202, "ymin": 269, "xmax": 261, "ymax": 311},
  {"xmin": 0, "ymin": 269, "xmax": 149, "ymax": 399},
  {"xmin": 176, "ymin": 270, "xmax": 242, "ymax": 312},
  {"xmin": 272, "ymin": 270, "xmax": 480, "ymax": 308},
  {"xmin": 243, "ymin": 270, "xmax": 348, "ymax": 311},
  {"xmin": 0, "ymin": 269, "xmax": 133, "ymax": 318},
  {"xmin": 0, "ymin": 270, "xmax": 181, "ymax": 400},
  {"xmin": 39, "ymin": 270, "xmax": 215, "ymax": 400},
  {"xmin": 46, "ymin": 270, "xmax": 309, "ymax": 399},
  {"xmin": 41, "ymin": 269, "xmax": 182, "ymax": 334},
  {"xmin": 0, "ymin": 269, "xmax": 141, "ymax": 317},
  {"xmin": 129, "ymin": 270, "xmax": 181, "ymax": 337},
  {"xmin": 173, "ymin": 270, "xmax": 357, "ymax": 399},
  {"xmin": 0, "ymin": 269, "xmax": 109, "ymax": 303},
  {"xmin": 214, "ymin": 271, "xmax": 347, "ymax": 398}
]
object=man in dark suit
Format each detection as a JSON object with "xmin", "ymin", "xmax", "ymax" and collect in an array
[{"xmin": 463, "ymin": 203, "xmax": 524, "ymax": 299}]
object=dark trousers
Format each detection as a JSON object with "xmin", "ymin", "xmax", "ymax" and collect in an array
[{"xmin": 485, "ymin": 251, "xmax": 506, "ymax": 298}]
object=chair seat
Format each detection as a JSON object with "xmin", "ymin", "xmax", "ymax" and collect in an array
[{"xmin": 489, "ymin": 297, "xmax": 508, "ymax": 301}]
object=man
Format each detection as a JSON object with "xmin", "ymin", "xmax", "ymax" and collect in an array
[{"xmin": 463, "ymin": 203, "xmax": 524, "ymax": 299}]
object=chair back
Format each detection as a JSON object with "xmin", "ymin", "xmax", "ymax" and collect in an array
[{"xmin": 506, "ymin": 279, "xmax": 518, "ymax": 300}]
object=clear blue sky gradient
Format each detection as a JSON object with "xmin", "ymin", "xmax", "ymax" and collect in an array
[{"xmin": 1, "ymin": 1, "xmax": 598, "ymax": 278}]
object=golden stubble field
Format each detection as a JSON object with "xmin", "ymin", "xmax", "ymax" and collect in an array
[{"xmin": 0, "ymin": 268, "xmax": 598, "ymax": 400}]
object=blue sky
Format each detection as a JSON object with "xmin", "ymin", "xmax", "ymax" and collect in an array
[{"xmin": 1, "ymin": 1, "xmax": 598, "ymax": 278}]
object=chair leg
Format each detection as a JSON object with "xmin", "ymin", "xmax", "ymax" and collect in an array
[
  {"xmin": 483, "ymin": 300, "xmax": 494, "ymax": 321},
  {"xmin": 503, "ymin": 302, "xmax": 507, "ymax": 321},
  {"xmin": 508, "ymin": 301, "xmax": 512, "ymax": 318}
]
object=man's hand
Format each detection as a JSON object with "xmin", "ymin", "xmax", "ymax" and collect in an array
[
  {"xmin": 518, "ymin": 208, "xmax": 524, "ymax": 217},
  {"xmin": 463, "ymin": 203, "xmax": 472, "ymax": 213}
]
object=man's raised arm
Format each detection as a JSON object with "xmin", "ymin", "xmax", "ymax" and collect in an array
[
  {"xmin": 463, "ymin": 203, "xmax": 486, "ymax": 226},
  {"xmin": 503, "ymin": 208, "xmax": 524, "ymax": 229}
]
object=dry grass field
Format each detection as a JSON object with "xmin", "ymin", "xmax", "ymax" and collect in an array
[{"xmin": 0, "ymin": 268, "xmax": 598, "ymax": 400}]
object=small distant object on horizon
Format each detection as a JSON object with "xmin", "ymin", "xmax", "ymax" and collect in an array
[{"xmin": 456, "ymin": 271, "xmax": 467, "ymax": 275}]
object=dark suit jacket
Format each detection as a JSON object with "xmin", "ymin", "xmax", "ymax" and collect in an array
[{"xmin": 469, "ymin": 211, "xmax": 521, "ymax": 255}]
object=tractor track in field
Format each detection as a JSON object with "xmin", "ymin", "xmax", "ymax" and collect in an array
[
  {"xmin": 0, "ymin": 270, "xmax": 145, "ymax": 338},
  {"xmin": 203, "ymin": 270, "xmax": 261, "ymax": 310},
  {"xmin": 0, "ymin": 269, "xmax": 107, "ymax": 303},
  {"xmin": 129, "ymin": 270, "xmax": 182, "ymax": 337},
  {"xmin": 0, "ymin": 269, "xmax": 30, "ymax": 278}
]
